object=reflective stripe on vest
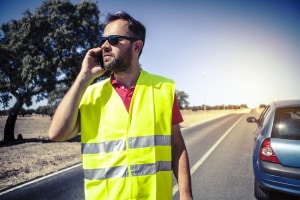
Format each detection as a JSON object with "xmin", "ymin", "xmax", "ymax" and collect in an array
[
  {"xmin": 84, "ymin": 161, "xmax": 171, "ymax": 180},
  {"xmin": 128, "ymin": 135, "xmax": 171, "ymax": 148},
  {"xmin": 82, "ymin": 135, "xmax": 171, "ymax": 154},
  {"xmin": 81, "ymin": 139, "xmax": 126, "ymax": 154},
  {"xmin": 84, "ymin": 166, "xmax": 128, "ymax": 180},
  {"xmin": 130, "ymin": 161, "xmax": 171, "ymax": 176}
]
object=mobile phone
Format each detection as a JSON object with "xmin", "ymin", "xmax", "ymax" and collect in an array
[{"xmin": 97, "ymin": 52, "xmax": 104, "ymax": 67}]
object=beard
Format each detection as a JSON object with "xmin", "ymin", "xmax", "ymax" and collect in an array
[{"xmin": 104, "ymin": 45, "xmax": 133, "ymax": 73}]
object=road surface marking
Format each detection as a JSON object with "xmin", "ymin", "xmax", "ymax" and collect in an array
[
  {"xmin": 0, "ymin": 163, "xmax": 82, "ymax": 196},
  {"xmin": 173, "ymin": 115, "xmax": 244, "ymax": 196}
]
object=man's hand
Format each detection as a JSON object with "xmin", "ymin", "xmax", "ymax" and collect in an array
[{"xmin": 80, "ymin": 47, "xmax": 106, "ymax": 83}]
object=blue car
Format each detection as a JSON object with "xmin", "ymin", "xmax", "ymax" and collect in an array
[{"xmin": 247, "ymin": 100, "xmax": 300, "ymax": 200}]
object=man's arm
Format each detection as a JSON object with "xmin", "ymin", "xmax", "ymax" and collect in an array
[
  {"xmin": 48, "ymin": 47, "xmax": 105, "ymax": 141},
  {"xmin": 172, "ymin": 124, "xmax": 193, "ymax": 200}
]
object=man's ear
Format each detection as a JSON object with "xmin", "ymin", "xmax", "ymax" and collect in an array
[{"xmin": 134, "ymin": 40, "xmax": 143, "ymax": 54}]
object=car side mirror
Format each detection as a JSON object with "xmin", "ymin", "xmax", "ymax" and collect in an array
[{"xmin": 247, "ymin": 117, "xmax": 258, "ymax": 123}]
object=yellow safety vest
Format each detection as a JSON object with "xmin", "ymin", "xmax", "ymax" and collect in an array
[{"xmin": 79, "ymin": 70, "xmax": 175, "ymax": 200}]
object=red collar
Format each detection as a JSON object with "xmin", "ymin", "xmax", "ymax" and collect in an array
[{"xmin": 110, "ymin": 73, "xmax": 136, "ymax": 90}]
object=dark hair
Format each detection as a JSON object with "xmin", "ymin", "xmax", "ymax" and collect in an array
[{"xmin": 106, "ymin": 11, "xmax": 146, "ymax": 56}]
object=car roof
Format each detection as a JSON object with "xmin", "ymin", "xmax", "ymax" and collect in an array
[{"xmin": 272, "ymin": 99, "xmax": 300, "ymax": 108}]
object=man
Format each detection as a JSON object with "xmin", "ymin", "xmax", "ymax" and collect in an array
[{"xmin": 49, "ymin": 11, "xmax": 192, "ymax": 200}]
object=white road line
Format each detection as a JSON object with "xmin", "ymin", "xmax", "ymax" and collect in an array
[
  {"xmin": 0, "ymin": 163, "xmax": 82, "ymax": 196},
  {"xmin": 173, "ymin": 115, "xmax": 244, "ymax": 196}
]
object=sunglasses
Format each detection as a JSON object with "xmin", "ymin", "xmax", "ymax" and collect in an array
[{"xmin": 99, "ymin": 35, "xmax": 139, "ymax": 46}]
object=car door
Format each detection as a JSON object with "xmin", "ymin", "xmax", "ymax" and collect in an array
[
  {"xmin": 254, "ymin": 106, "xmax": 271, "ymax": 141},
  {"xmin": 271, "ymin": 107, "xmax": 300, "ymax": 168}
]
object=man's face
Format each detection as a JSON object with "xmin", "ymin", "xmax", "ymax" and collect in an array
[{"xmin": 102, "ymin": 20, "xmax": 134, "ymax": 73}]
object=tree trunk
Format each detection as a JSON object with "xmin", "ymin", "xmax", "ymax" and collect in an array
[{"xmin": 4, "ymin": 98, "xmax": 24, "ymax": 142}]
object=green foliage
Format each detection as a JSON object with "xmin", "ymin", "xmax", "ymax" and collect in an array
[
  {"xmin": 0, "ymin": 0, "xmax": 102, "ymax": 107},
  {"xmin": 0, "ymin": 0, "xmax": 103, "ymax": 141},
  {"xmin": 176, "ymin": 90, "xmax": 190, "ymax": 109},
  {"xmin": 0, "ymin": 91, "xmax": 12, "ymax": 110},
  {"xmin": 259, "ymin": 104, "xmax": 267, "ymax": 109},
  {"xmin": 240, "ymin": 104, "xmax": 248, "ymax": 109},
  {"xmin": 19, "ymin": 108, "xmax": 35, "ymax": 116},
  {"xmin": 186, "ymin": 104, "xmax": 247, "ymax": 111},
  {"xmin": 36, "ymin": 105, "xmax": 54, "ymax": 118}
]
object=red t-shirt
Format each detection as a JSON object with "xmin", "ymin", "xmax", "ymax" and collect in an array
[{"xmin": 111, "ymin": 76, "xmax": 183, "ymax": 125}]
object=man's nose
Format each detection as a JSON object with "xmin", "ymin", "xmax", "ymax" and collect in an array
[{"xmin": 101, "ymin": 41, "xmax": 111, "ymax": 52}]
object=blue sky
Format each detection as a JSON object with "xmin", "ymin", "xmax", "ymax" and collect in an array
[{"xmin": 1, "ymin": 0, "xmax": 300, "ymax": 108}]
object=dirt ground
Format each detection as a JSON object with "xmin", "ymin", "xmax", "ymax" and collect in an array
[{"xmin": 0, "ymin": 109, "xmax": 250, "ymax": 192}]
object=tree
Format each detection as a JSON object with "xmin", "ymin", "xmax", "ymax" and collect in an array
[
  {"xmin": 0, "ymin": 91, "xmax": 12, "ymax": 110},
  {"xmin": 36, "ymin": 105, "xmax": 54, "ymax": 118},
  {"xmin": 0, "ymin": 0, "xmax": 102, "ymax": 142},
  {"xmin": 176, "ymin": 90, "xmax": 189, "ymax": 109},
  {"xmin": 259, "ymin": 104, "xmax": 267, "ymax": 109},
  {"xmin": 240, "ymin": 104, "xmax": 248, "ymax": 109}
]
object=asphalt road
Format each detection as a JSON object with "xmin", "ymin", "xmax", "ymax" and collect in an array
[
  {"xmin": 0, "ymin": 164, "xmax": 84, "ymax": 200},
  {"xmin": 1, "ymin": 112, "xmax": 299, "ymax": 200},
  {"xmin": 173, "ymin": 113, "xmax": 255, "ymax": 200}
]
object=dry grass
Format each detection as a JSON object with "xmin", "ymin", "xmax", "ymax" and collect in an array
[
  {"xmin": 0, "ymin": 109, "xmax": 250, "ymax": 192},
  {"xmin": 0, "ymin": 115, "xmax": 51, "ymax": 141},
  {"xmin": 0, "ymin": 115, "xmax": 81, "ymax": 192}
]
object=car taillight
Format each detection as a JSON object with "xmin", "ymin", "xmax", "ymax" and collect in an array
[{"xmin": 259, "ymin": 138, "xmax": 280, "ymax": 163}]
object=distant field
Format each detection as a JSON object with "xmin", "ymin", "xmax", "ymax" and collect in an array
[
  {"xmin": 0, "ymin": 115, "xmax": 52, "ymax": 141},
  {"xmin": 0, "ymin": 109, "xmax": 251, "ymax": 141}
]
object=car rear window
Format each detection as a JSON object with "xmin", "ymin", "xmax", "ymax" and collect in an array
[{"xmin": 272, "ymin": 107, "xmax": 300, "ymax": 140}]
